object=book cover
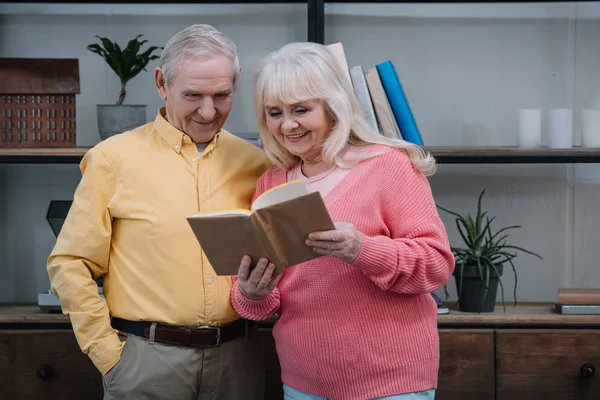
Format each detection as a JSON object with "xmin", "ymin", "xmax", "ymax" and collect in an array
[
  {"xmin": 326, "ymin": 42, "xmax": 353, "ymax": 89},
  {"xmin": 187, "ymin": 181, "xmax": 336, "ymax": 276},
  {"xmin": 376, "ymin": 60, "xmax": 424, "ymax": 146},
  {"xmin": 364, "ymin": 67, "xmax": 402, "ymax": 139},
  {"xmin": 350, "ymin": 65, "xmax": 380, "ymax": 133},
  {"xmin": 558, "ymin": 288, "xmax": 600, "ymax": 305}
]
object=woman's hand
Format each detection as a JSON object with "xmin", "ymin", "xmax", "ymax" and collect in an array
[
  {"xmin": 237, "ymin": 256, "xmax": 282, "ymax": 301},
  {"xmin": 305, "ymin": 222, "xmax": 362, "ymax": 263}
]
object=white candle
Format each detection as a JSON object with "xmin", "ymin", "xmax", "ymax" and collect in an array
[
  {"xmin": 581, "ymin": 108, "xmax": 600, "ymax": 148},
  {"xmin": 518, "ymin": 109, "xmax": 541, "ymax": 148},
  {"xmin": 547, "ymin": 108, "xmax": 573, "ymax": 149}
]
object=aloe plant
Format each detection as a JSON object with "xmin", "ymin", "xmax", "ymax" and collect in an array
[
  {"xmin": 87, "ymin": 34, "xmax": 162, "ymax": 105},
  {"xmin": 437, "ymin": 189, "xmax": 542, "ymax": 312}
]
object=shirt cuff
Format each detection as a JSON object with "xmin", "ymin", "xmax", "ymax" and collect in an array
[{"xmin": 88, "ymin": 332, "xmax": 126, "ymax": 376}]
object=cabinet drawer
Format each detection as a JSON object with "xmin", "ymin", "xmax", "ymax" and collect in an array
[
  {"xmin": 497, "ymin": 330, "xmax": 600, "ymax": 400},
  {"xmin": 437, "ymin": 329, "xmax": 495, "ymax": 400},
  {"xmin": 0, "ymin": 330, "xmax": 103, "ymax": 400}
]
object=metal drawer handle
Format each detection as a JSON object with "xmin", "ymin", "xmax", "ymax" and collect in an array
[{"xmin": 581, "ymin": 363, "xmax": 596, "ymax": 378}]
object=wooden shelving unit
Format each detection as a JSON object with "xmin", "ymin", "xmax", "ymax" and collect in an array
[
  {"xmin": 2, "ymin": 146, "xmax": 600, "ymax": 164},
  {"xmin": 426, "ymin": 147, "xmax": 600, "ymax": 164},
  {"xmin": 0, "ymin": 148, "xmax": 90, "ymax": 164}
]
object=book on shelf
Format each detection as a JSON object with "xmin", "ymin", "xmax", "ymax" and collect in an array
[
  {"xmin": 431, "ymin": 292, "xmax": 450, "ymax": 315},
  {"xmin": 186, "ymin": 180, "xmax": 336, "ymax": 276},
  {"xmin": 555, "ymin": 304, "xmax": 600, "ymax": 315},
  {"xmin": 555, "ymin": 287, "xmax": 600, "ymax": 315},
  {"xmin": 326, "ymin": 42, "xmax": 353, "ymax": 89},
  {"xmin": 557, "ymin": 287, "xmax": 600, "ymax": 305},
  {"xmin": 349, "ymin": 65, "xmax": 380, "ymax": 134},
  {"xmin": 326, "ymin": 42, "xmax": 424, "ymax": 146},
  {"xmin": 376, "ymin": 60, "xmax": 424, "ymax": 146},
  {"xmin": 364, "ymin": 67, "xmax": 402, "ymax": 140}
]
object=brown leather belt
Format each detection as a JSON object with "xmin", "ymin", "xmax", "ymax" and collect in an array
[{"xmin": 111, "ymin": 317, "xmax": 254, "ymax": 348}]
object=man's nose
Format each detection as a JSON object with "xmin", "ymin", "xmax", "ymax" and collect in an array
[{"xmin": 197, "ymin": 97, "xmax": 216, "ymax": 120}]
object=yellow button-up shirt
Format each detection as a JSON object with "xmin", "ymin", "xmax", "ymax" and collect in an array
[{"xmin": 47, "ymin": 108, "xmax": 270, "ymax": 375}]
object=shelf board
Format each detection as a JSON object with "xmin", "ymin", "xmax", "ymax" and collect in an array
[
  {"xmin": 0, "ymin": 0, "xmax": 306, "ymax": 3},
  {"xmin": 1, "ymin": 147, "xmax": 600, "ymax": 164},
  {"xmin": 437, "ymin": 302, "xmax": 600, "ymax": 328},
  {"xmin": 0, "ymin": 147, "xmax": 90, "ymax": 164},
  {"xmin": 426, "ymin": 147, "xmax": 600, "ymax": 164},
  {"xmin": 2, "ymin": 303, "xmax": 598, "ymax": 330},
  {"xmin": 325, "ymin": 0, "xmax": 594, "ymax": 3}
]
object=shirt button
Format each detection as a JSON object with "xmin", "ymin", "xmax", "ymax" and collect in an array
[
  {"xmin": 208, "ymin": 320, "xmax": 213, "ymax": 325},
  {"xmin": 174, "ymin": 144, "xmax": 179, "ymax": 150},
  {"xmin": 201, "ymin": 197, "xmax": 207, "ymax": 203},
  {"xmin": 183, "ymin": 136, "xmax": 187, "ymax": 141},
  {"xmin": 191, "ymin": 157, "xmax": 197, "ymax": 162},
  {"xmin": 207, "ymin": 278, "xmax": 213, "ymax": 284}
]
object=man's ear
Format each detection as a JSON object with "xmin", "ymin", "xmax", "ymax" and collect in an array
[{"xmin": 155, "ymin": 67, "xmax": 167, "ymax": 100}]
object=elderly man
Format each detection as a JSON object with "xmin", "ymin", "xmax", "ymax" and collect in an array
[{"xmin": 47, "ymin": 24, "xmax": 270, "ymax": 399}]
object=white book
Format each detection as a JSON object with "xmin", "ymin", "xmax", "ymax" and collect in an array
[{"xmin": 350, "ymin": 65, "xmax": 380, "ymax": 134}]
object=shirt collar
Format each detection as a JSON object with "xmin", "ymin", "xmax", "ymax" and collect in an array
[{"xmin": 153, "ymin": 107, "xmax": 220, "ymax": 154}]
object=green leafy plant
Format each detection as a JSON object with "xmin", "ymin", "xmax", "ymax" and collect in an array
[
  {"xmin": 437, "ymin": 189, "xmax": 542, "ymax": 312},
  {"xmin": 87, "ymin": 34, "xmax": 162, "ymax": 105}
]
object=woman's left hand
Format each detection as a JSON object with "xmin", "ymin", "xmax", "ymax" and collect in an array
[{"xmin": 305, "ymin": 222, "xmax": 362, "ymax": 263}]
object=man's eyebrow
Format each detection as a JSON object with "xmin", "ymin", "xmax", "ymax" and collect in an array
[{"xmin": 182, "ymin": 89, "xmax": 232, "ymax": 96}]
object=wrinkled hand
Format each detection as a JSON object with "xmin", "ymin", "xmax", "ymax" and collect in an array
[
  {"xmin": 237, "ymin": 256, "xmax": 282, "ymax": 301},
  {"xmin": 305, "ymin": 222, "xmax": 362, "ymax": 263}
]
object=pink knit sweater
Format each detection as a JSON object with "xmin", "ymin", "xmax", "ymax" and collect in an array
[{"xmin": 232, "ymin": 145, "xmax": 454, "ymax": 400}]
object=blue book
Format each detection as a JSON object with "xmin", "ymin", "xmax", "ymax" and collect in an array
[{"xmin": 376, "ymin": 60, "xmax": 423, "ymax": 145}]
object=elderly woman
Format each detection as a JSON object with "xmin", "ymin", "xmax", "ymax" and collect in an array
[{"xmin": 232, "ymin": 42, "xmax": 454, "ymax": 400}]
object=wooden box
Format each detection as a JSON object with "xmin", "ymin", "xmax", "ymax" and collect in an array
[{"xmin": 0, "ymin": 58, "xmax": 80, "ymax": 148}]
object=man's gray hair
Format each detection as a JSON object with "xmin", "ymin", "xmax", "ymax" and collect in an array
[{"xmin": 159, "ymin": 24, "xmax": 241, "ymax": 89}]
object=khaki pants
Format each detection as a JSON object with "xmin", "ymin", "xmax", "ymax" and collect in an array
[{"xmin": 102, "ymin": 326, "xmax": 265, "ymax": 400}]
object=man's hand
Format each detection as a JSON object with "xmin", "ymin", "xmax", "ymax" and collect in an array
[
  {"xmin": 237, "ymin": 256, "xmax": 281, "ymax": 301},
  {"xmin": 305, "ymin": 222, "xmax": 362, "ymax": 264}
]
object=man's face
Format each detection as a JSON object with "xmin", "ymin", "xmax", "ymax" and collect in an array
[{"xmin": 155, "ymin": 55, "xmax": 234, "ymax": 143}]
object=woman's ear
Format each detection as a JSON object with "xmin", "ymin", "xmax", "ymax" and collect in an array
[{"xmin": 326, "ymin": 107, "xmax": 337, "ymax": 128}]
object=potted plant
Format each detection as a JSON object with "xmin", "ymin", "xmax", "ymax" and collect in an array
[
  {"xmin": 437, "ymin": 189, "xmax": 542, "ymax": 313},
  {"xmin": 86, "ymin": 34, "xmax": 162, "ymax": 140}
]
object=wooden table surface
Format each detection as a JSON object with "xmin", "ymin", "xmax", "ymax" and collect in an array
[{"xmin": 1, "ymin": 302, "xmax": 599, "ymax": 326}]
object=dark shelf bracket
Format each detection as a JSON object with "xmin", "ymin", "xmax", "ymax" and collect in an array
[{"xmin": 308, "ymin": 0, "xmax": 325, "ymax": 44}]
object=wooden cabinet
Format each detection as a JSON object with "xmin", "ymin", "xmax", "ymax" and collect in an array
[
  {"xmin": 496, "ymin": 330, "xmax": 600, "ymax": 400},
  {"xmin": 1, "ymin": 304, "xmax": 599, "ymax": 400},
  {"xmin": 0, "ymin": 330, "xmax": 103, "ymax": 400},
  {"xmin": 437, "ymin": 329, "xmax": 495, "ymax": 400}
]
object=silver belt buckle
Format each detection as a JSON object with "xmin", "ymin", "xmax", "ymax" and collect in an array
[{"xmin": 197, "ymin": 325, "xmax": 221, "ymax": 347}]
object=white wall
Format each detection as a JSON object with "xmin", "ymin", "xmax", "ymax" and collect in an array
[{"xmin": 1, "ymin": 2, "xmax": 599, "ymax": 305}]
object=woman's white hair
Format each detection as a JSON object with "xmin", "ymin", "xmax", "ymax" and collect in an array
[
  {"xmin": 253, "ymin": 42, "xmax": 436, "ymax": 176},
  {"xmin": 160, "ymin": 24, "xmax": 241, "ymax": 89}
]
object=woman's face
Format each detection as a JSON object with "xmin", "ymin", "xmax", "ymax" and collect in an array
[{"xmin": 264, "ymin": 99, "xmax": 332, "ymax": 163}]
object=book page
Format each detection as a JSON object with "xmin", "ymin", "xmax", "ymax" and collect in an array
[
  {"xmin": 188, "ymin": 209, "xmax": 251, "ymax": 219},
  {"xmin": 251, "ymin": 180, "xmax": 308, "ymax": 211},
  {"xmin": 254, "ymin": 191, "xmax": 335, "ymax": 273},
  {"xmin": 187, "ymin": 213, "xmax": 271, "ymax": 276}
]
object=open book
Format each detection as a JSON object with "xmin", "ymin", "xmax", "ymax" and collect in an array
[{"xmin": 186, "ymin": 180, "xmax": 336, "ymax": 276}]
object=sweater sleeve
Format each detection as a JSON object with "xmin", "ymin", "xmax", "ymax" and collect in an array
[
  {"xmin": 352, "ymin": 149, "xmax": 455, "ymax": 294},
  {"xmin": 231, "ymin": 168, "xmax": 282, "ymax": 320}
]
